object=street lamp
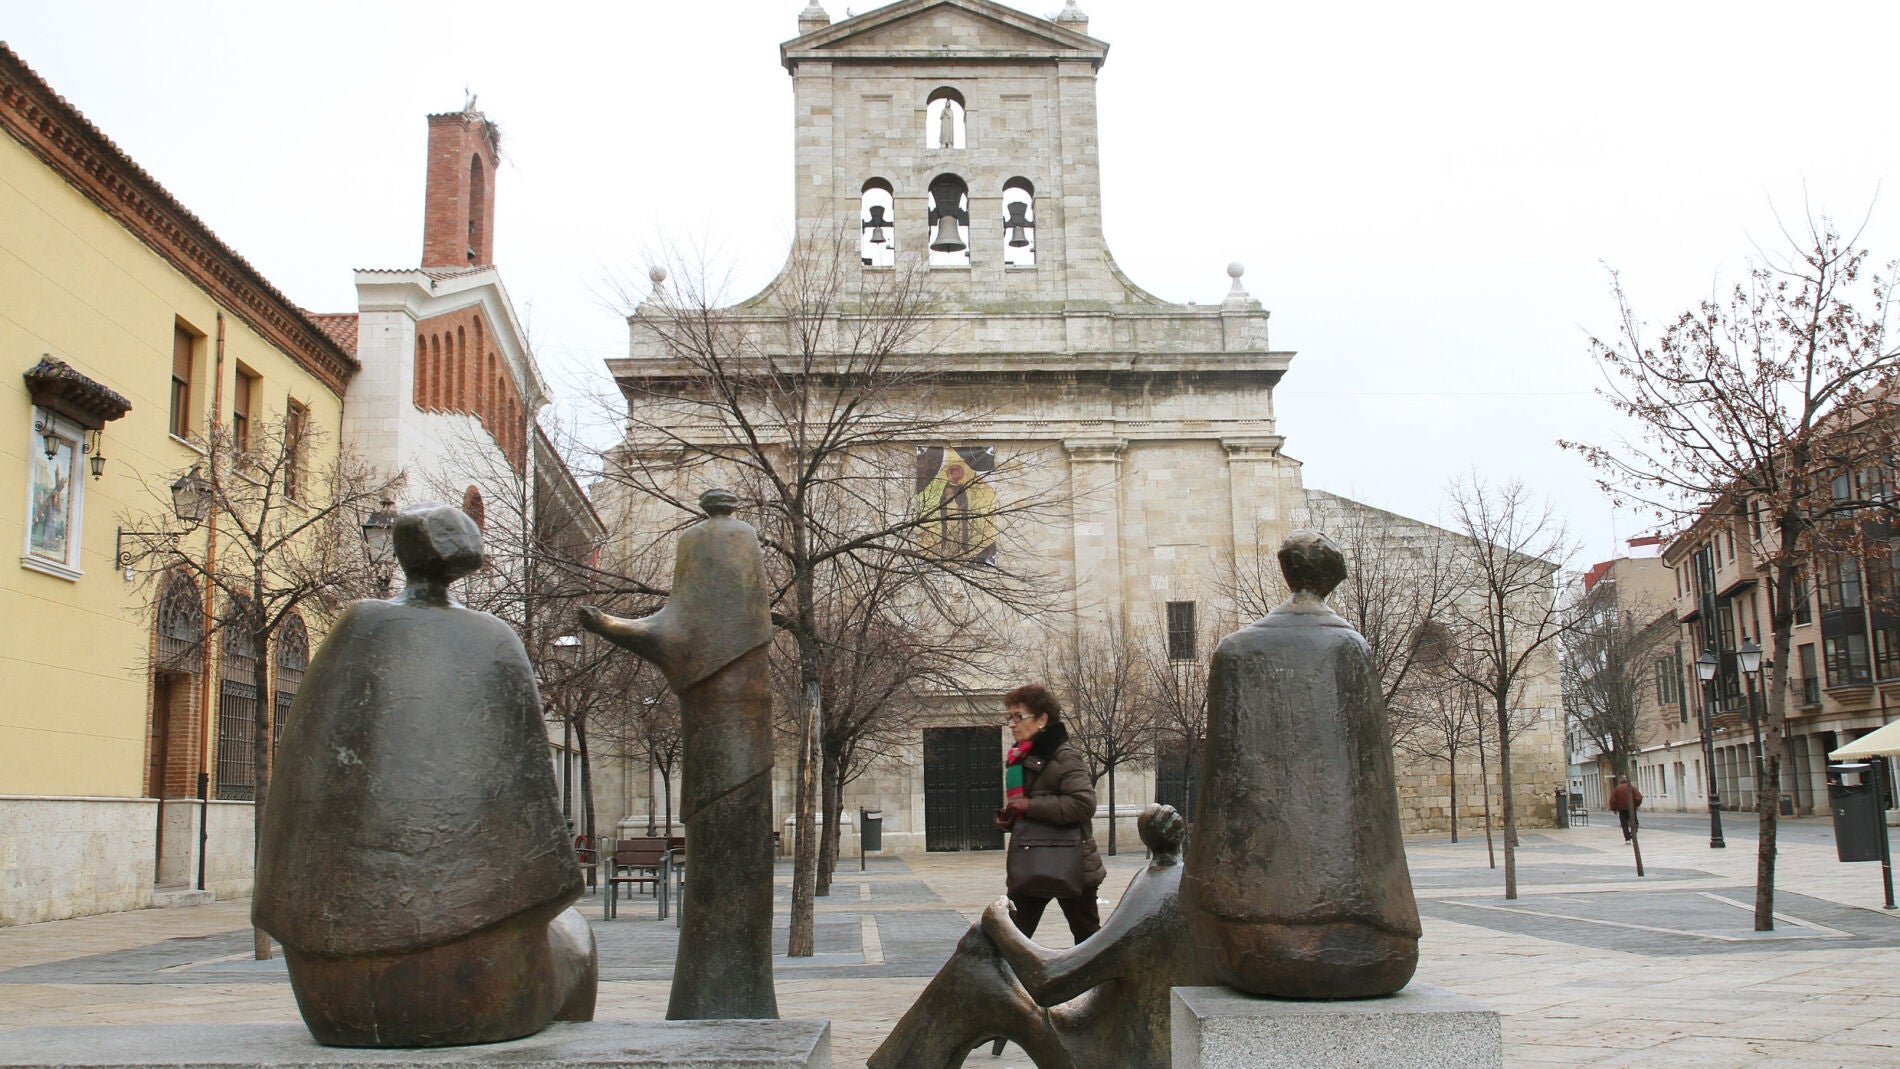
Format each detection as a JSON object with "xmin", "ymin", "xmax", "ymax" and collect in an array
[
  {"xmin": 361, "ymin": 498, "xmax": 397, "ymax": 595},
  {"xmin": 116, "ymin": 464, "xmax": 216, "ymax": 570},
  {"xmin": 1738, "ymin": 638, "xmax": 1770, "ymax": 814},
  {"xmin": 1695, "ymin": 648, "xmax": 1728, "ymax": 848}
]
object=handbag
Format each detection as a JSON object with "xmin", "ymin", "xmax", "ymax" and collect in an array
[{"xmin": 1006, "ymin": 818, "xmax": 1087, "ymax": 899}]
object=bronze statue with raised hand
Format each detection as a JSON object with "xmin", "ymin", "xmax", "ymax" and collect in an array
[
  {"xmin": 255, "ymin": 504, "xmax": 596, "ymax": 1048},
  {"xmin": 579, "ymin": 487, "xmax": 778, "ymax": 1021},
  {"xmin": 1182, "ymin": 529, "xmax": 1421, "ymax": 999},
  {"xmin": 869, "ymin": 804, "xmax": 1197, "ymax": 1069}
]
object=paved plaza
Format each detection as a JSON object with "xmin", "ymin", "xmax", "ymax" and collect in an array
[{"xmin": 2, "ymin": 813, "xmax": 1897, "ymax": 1067}]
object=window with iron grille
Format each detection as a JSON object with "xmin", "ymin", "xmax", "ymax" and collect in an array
[
  {"xmin": 154, "ymin": 572, "xmax": 204, "ymax": 674},
  {"xmin": 1799, "ymin": 643, "xmax": 1820, "ymax": 704},
  {"xmin": 215, "ymin": 605, "xmax": 259, "ymax": 801},
  {"xmin": 1166, "ymin": 601, "xmax": 1197, "ymax": 663},
  {"xmin": 273, "ymin": 613, "xmax": 309, "ymax": 751}
]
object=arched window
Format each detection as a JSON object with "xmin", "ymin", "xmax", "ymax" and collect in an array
[
  {"xmin": 463, "ymin": 485, "xmax": 487, "ymax": 529},
  {"xmin": 470, "ymin": 320, "xmax": 484, "ymax": 408},
  {"xmin": 860, "ymin": 178, "xmax": 896, "ymax": 267},
  {"xmin": 456, "ymin": 326, "xmax": 467, "ymax": 410},
  {"xmin": 273, "ymin": 613, "xmax": 309, "ymax": 751},
  {"xmin": 467, "ymin": 155, "xmax": 486, "ymax": 264},
  {"xmin": 429, "ymin": 335, "xmax": 443, "ymax": 409},
  {"xmin": 214, "ymin": 598, "xmax": 260, "ymax": 801},
  {"xmin": 926, "ymin": 88, "xmax": 966, "ymax": 150},
  {"xmin": 1002, "ymin": 177, "xmax": 1035, "ymax": 266},
  {"xmin": 413, "ymin": 335, "xmax": 427, "ymax": 408},
  {"xmin": 927, "ymin": 174, "xmax": 970, "ymax": 267},
  {"xmin": 154, "ymin": 571, "xmax": 204, "ymax": 674}
]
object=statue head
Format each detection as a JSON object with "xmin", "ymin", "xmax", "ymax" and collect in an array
[
  {"xmin": 700, "ymin": 487, "xmax": 740, "ymax": 517},
  {"xmin": 1137, "ymin": 803, "xmax": 1187, "ymax": 863},
  {"xmin": 394, "ymin": 504, "xmax": 483, "ymax": 600},
  {"xmin": 1277, "ymin": 529, "xmax": 1345, "ymax": 600}
]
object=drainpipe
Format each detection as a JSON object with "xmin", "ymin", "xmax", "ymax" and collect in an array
[{"xmin": 195, "ymin": 313, "xmax": 226, "ymax": 891}]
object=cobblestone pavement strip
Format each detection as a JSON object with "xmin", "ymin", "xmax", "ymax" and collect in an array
[{"xmin": 4, "ymin": 817, "xmax": 1900, "ymax": 1067}]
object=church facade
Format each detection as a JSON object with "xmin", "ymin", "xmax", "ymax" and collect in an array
[{"xmin": 599, "ymin": 0, "xmax": 1561, "ymax": 853}]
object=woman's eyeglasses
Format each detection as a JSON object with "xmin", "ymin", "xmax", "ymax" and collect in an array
[{"xmin": 1005, "ymin": 712, "xmax": 1035, "ymax": 725}]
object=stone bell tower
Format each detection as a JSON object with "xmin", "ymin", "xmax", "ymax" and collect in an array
[{"xmin": 767, "ymin": 0, "xmax": 1304, "ymax": 630}]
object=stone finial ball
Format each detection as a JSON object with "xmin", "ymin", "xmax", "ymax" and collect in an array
[
  {"xmin": 1278, "ymin": 529, "xmax": 1345, "ymax": 599},
  {"xmin": 649, "ymin": 265, "xmax": 668, "ymax": 286},
  {"xmin": 700, "ymin": 487, "xmax": 739, "ymax": 516},
  {"xmin": 394, "ymin": 505, "xmax": 484, "ymax": 584},
  {"xmin": 1227, "ymin": 261, "xmax": 1245, "ymax": 280}
]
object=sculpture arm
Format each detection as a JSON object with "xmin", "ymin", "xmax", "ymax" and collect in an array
[
  {"xmin": 578, "ymin": 605, "xmax": 671, "ymax": 671},
  {"xmin": 981, "ymin": 896, "xmax": 1133, "ymax": 1006}
]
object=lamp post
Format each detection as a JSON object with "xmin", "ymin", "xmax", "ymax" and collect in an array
[
  {"xmin": 552, "ymin": 634, "xmax": 582, "ymax": 829},
  {"xmin": 1695, "ymin": 648, "xmax": 1728, "ymax": 848},
  {"xmin": 360, "ymin": 498, "xmax": 397, "ymax": 595}
]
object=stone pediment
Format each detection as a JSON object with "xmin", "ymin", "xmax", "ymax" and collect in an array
[{"xmin": 783, "ymin": 0, "xmax": 1108, "ymax": 71}]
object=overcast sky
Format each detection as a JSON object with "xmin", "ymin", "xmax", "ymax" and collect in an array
[{"xmin": 11, "ymin": 0, "xmax": 1900, "ymax": 569}]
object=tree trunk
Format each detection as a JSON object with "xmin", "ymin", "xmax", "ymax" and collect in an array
[
  {"xmin": 659, "ymin": 761, "xmax": 675, "ymax": 836},
  {"xmin": 1448, "ymin": 744, "xmax": 1460, "ymax": 844},
  {"xmin": 1755, "ymin": 752, "xmax": 1781, "ymax": 930},
  {"xmin": 251, "ymin": 617, "xmax": 273, "ymax": 961},
  {"xmin": 576, "ymin": 715, "xmax": 596, "ymax": 853},
  {"xmin": 1477, "ymin": 707, "xmax": 1496, "ymax": 870},
  {"xmin": 1106, "ymin": 763, "xmax": 1118, "ymax": 856},
  {"xmin": 787, "ymin": 663, "xmax": 821, "ymax": 957},
  {"xmin": 1497, "ymin": 699, "xmax": 1518, "ymax": 900},
  {"xmin": 817, "ymin": 746, "xmax": 842, "ymax": 896}
]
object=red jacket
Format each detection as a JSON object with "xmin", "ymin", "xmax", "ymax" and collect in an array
[{"xmin": 1608, "ymin": 783, "xmax": 1643, "ymax": 812}]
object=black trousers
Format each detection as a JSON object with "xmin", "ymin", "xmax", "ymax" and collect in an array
[
  {"xmin": 1617, "ymin": 810, "xmax": 1636, "ymax": 839},
  {"xmin": 1009, "ymin": 891, "xmax": 1101, "ymax": 944}
]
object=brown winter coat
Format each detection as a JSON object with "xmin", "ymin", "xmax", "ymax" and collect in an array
[
  {"xmin": 1608, "ymin": 782, "xmax": 1643, "ymax": 812},
  {"xmin": 1012, "ymin": 721, "xmax": 1106, "ymax": 893}
]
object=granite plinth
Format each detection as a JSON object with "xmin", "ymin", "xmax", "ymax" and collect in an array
[
  {"xmin": 1171, "ymin": 984, "xmax": 1501, "ymax": 1069},
  {"xmin": 0, "ymin": 1021, "xmax": 830, "ymax": 1069}
]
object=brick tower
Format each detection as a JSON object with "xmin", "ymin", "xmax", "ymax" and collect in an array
[{"xmin": 421, "ymin": 103, "xmax": 500, "ymax": 267}]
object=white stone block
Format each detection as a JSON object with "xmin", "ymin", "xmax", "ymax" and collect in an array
[{"xmin": 1171, "ymin": 984, "xmax": 1502, "ymax": 1069}]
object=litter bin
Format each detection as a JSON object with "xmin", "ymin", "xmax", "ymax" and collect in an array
[
  {"xmin": 1780, "ymin": 792, "xmax": 1795, "ymax": 817},
  {"xmin": 1830, "ymin": 763, "xmax": 1884, "ymax": 863},
  {"xmin": 859, "ymin": 807, "xmax": 883, "ymax": 871}
]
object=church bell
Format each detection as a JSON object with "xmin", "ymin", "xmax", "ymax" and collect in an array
[
  {"xmin": 1005, "ymin": 202, "xmax": 1032, "ymax": 248},
  {"xmin": 930, "ymin": 216, "xmax": 967, "ymax": 253},
  {"xmin": 863, "ymin": 205, "xmax": 890, "ymax": 245}
]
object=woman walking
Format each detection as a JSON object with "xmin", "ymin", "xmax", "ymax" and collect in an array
[{"xmin": 997, "ymin": 683, "xmax": 1105, "ymax": 943}]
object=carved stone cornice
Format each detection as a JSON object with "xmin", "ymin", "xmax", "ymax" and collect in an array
[
  {"xmin": 0, "ymin": 45, "xmax": 357, "ymax": 395},
  {"xmin": 1063, "ymin": 436, "xmax": 1127, "ymax": 463},
  {"xmin": 1221, "ymin": 435, "xmax": 1284, "ymax": 461}
]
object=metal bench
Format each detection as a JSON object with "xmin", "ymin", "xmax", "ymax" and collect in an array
[{"xmin": 605, "ymin": 838, "xmax": 669, "ymax": 920}]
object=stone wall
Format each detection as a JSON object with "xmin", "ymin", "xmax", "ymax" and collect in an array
[{"xmin": 0, "ymin": 796, "xmax": 155, "ymax": 925}]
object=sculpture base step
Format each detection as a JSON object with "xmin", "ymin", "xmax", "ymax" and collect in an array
[
  {"xmin": 0, "ymin": 1020, "xmax": 831, "ymax": 1069},
  {"xmin": 1171, "ymin": 983, "xmax": 1501, "ymax": 1069}
]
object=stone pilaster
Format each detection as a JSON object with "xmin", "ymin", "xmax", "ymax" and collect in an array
[{"xmin": 1065, "ymin": 436, "xmax": 1127, "ymax": 627}]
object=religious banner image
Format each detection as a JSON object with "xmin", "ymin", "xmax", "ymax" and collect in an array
[
  {"xmin": 915, "ymin": 445, "xmax": 997, "ymax": 564},
  {"xmin": 28, "ymin": 435, "xmax": 74, "ymax": 563}
]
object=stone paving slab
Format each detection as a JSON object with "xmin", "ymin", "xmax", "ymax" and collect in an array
[{"xmin": 3, "ymin": 818, "xmax": 1899, "ymax": 1067}]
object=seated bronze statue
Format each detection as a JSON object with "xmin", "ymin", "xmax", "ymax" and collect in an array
[
  {"xmin": 254, "ymin": 505, "xmax": 596, "ymax": 1047},
  {"xmin": 869, "ymin": 804, "xmax": 1195, "ymax": 1069}
]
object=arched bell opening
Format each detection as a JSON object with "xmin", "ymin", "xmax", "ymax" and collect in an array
[
  {"xmin": 1002, "ymin": 177, "xmax": 1035, "ymax": 267},
  {"xmin": 860, "ymin": 178, "xmax": 896, "ymax": 267},
  {"xmin": 927, "ymin": 174, "xmax": 970, "ymax": 267}
]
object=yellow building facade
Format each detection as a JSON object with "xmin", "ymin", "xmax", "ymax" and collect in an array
[{"xmin": 0, "ymin": 45, "xmax": 354, "ymax": 923}]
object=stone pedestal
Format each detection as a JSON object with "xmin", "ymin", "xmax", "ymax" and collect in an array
[
  {"xmin": 0, "ymin": 1021, "xmax": 831, "ymax": 1069},
  {"xmin": 1171, "ymin": 984, "xmax": 1501, "ymax": 1069}
]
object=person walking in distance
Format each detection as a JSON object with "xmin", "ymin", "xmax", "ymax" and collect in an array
[{"xmin": 1608, "ymin": 776, "xmax": 1643, "ymax": 842}]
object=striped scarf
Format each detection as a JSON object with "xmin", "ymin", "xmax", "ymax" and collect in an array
[{"xmin": 1004, "ymin": 738, "xmax": 1034, "ymax": 801}]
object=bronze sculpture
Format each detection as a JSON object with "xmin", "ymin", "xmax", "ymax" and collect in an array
[
  {"xmin": 254, "ymin": 504, "xmax": 596, "ymax": 1047},
  {"xmin": 579, "ymin": 487, "xmax": 778, "ymax": 1020},
  {"xmin": 869, "ymin": 805, "xmax": 1197, "ymax": 1069},
  {"xmin": 1182, "ymin": 529, "xmax": 1421, "ymax": 999}
]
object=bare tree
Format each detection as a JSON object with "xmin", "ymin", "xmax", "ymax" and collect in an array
[
  {"xmin": 1143, "ymin": 617, "xmax": 1218, "ymax": 823},
  {"xmin": 1042, "ymin": 617, "xmax": 1155, "ymax": 855},
  {"xmin": 599, "ymin": 230, "xmax": 1067, "ymax": 955},
  {"xmin": 1443, "ymin": 474, "xmax": 1570, "ymax": 900},
  {"xmin": 1560, "ymin": 590, "xmax": 1675, "ymax": 784},
  {"xmin": 124, "ymin": 412, "xmax": 398, "ymax": 959},
  {"xmin": 1566, "ymin": 217, "xmax": 1900, "ymax": 929},
  {"xmin": 1396, "ymin": 621, "xmax": 1480, "ymax": 842}
]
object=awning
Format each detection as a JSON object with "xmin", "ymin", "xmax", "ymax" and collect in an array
[{"xmin": 1830, "ymin": 720, "xmax": 1900, "ymax": 760}]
